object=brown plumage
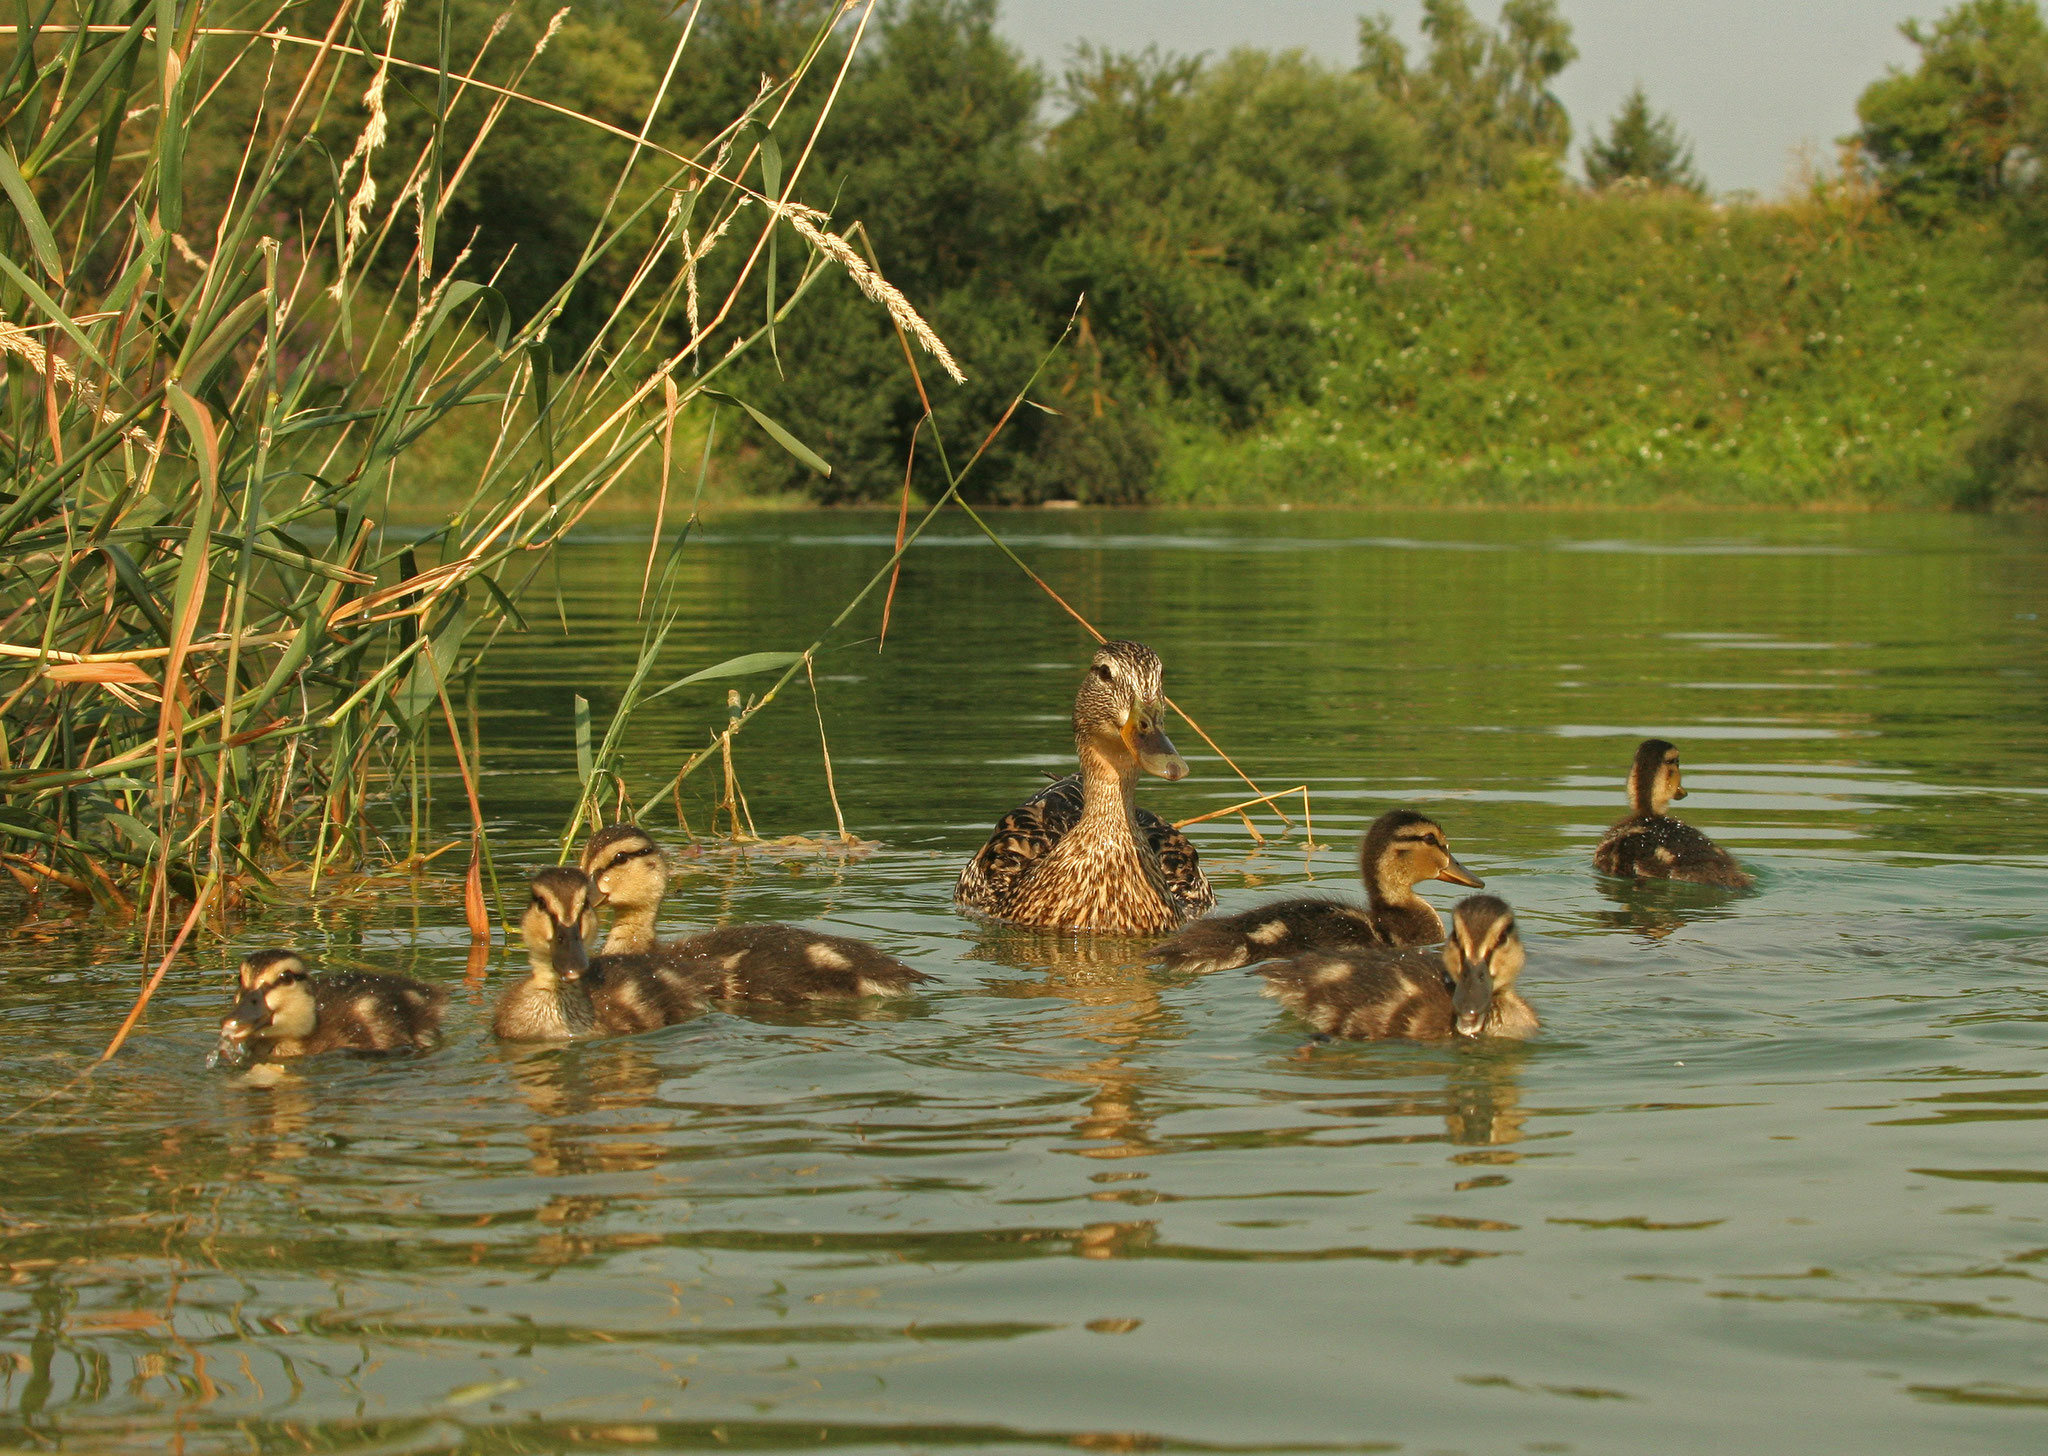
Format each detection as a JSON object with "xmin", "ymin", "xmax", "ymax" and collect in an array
[
  {"xmin": 493, "ymin": 867, "xmax": 604, "ymax": 1041},
  {"xmin": 1593, "ymin": 739, "xmax": 1753, "ymax": 889},
  {"xmin": 217, "ymin": 950, "xmax": 445, "ymax": 1061},
  {"xmin": 1153, "ymin": 809, "xmax": 1482, "ymax": 973},
  {"xmin": 581, "ymin": 824, "xmax": 930, "ymax": 1002},
  {"xmin": 956, "ymin": 640, "xmax": 1213, "ymax": 933},
  {"xmin": 1256, "ymin": 895, "xmax": 1538, "ymax": 1042}
]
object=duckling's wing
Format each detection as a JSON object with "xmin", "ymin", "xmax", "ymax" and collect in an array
[
  {"xmin": 585, "ymin": 953, "xmax": 708, "ymax": 1031},
  {"xmin": 313, "ymin": 971, "xmax": 447, "ymax": 1051},
  {"xmin": 1136, "ymin": 807, "xmax": 1214, "ymax": 916},
  {"xmin": 1154, "ymin": 897, "xmax": 1377, "ymax": 973},
  {"xmin": 1254, "ymin": 947, "xmax": 1451, "ymax": 1040},
  {"xmin": 955, "ymin": 774, "xmax": 1084, "ymax": 912},
  {"xmin": 1596, "ymin": 815, "xmax": 1752, "ymax": 888},
  {"xmin": 678, "ymin": 924, "xmax": 932, "ymax": 1002}
]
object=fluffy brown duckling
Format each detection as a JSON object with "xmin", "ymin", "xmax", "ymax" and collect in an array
[
  {"xmin": 1153, "ymin": 809, "xmax": 1482, "ymax": 973},
  {"xmin": 1255, "ymin": 895, "xmax": 1538, "ymax": 1042},
  {"xmin": 217, "ymin": 951, "xmax": 445, "ymax": 1061},
  {"xmin": 955, "ymin": 639, "xmax": 1213, "ymax": 934},
  {"xmin": 581, "ymin": 824, "xmax": 930, "ymax": 1003},
  {"xmin": 1593, "ymin": 738, "xmax": 1753, "ymax": 889},
  {"xmin": 494, "ymin": 866, "xmax": 710, "ymax": 1040}
]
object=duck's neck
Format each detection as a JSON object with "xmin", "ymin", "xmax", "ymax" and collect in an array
[
  {"xmin": 1075, "ymin": 737, "xmax": 1141, "ymax": 842},
  {"xmin": 1366, "ymin": 869, "xmax": 1444, "ymax": 940},
  {"xmin": 602, "ymin": 903, "xmax": 660, "ymax": 956}
]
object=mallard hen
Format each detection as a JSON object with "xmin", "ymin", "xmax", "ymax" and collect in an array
[{"xmin": 956, "ymin": 640, "xmax": 1212, "ymax": 933}]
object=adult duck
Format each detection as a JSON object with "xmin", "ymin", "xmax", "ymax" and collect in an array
[{"xmin": 956, "ymin": 640, "xmax": 1212, "ymax": 934}]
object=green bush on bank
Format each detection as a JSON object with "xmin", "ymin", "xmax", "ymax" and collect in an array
[{"xmin": 1160, "ymin": 184, "xmax": 2022, "ymax": 507}]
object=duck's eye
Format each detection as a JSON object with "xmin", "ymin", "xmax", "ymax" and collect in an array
[{"xmin": 1091, "ymin": 664, "xmax": 1113, "ymax": 682}]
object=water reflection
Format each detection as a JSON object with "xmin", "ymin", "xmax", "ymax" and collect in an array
[
  {"xmin": 1588, "ymin": 874, "xmax": 1750, "ymax": 941},
  {"xmin": 2, "ymin": 511, "xmax": 2047, "ymax": 1453},
  {"xmin": 1291, "ymin": 1042, "xmax": 1534, "ymax": 1153},
  {"xmin": 968, "ymin": 929, "xmax": 1170, "ymax": 1161}
]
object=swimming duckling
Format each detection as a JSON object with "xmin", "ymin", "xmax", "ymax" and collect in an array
[
  {"xmin": 493, "ymin": 867, "xmax": 603, "ymax": 1040},
  {"xmin": 496, "ymin": 865, "xmax": 711, "ymax": 1039},
  {"xmin": 1153, "ymin": 810, "xmax": 1482, "ymax": 973},
  {"xmin": 956, "ymin": 640, "xmax": 1213, "ymax": 934},
  {"xmin": 581, "ymin": 823, "xmax": 930, "ymax": 1002},
  {"xmin": 1593, "ymin": 738, "xmax": 1753, "ymax": 889},
  {"xmin": 218, "ymin": 950, "xmax": 445, "ymax": 1060},
  {"xmin": 1255, "ymin": 895, "xmax": 1538, "ymax": 1042}
]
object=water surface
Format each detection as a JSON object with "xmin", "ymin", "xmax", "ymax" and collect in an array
[{"xmin": 3, "ymin": 509, "xmax": 2046, "ymax": 1454}]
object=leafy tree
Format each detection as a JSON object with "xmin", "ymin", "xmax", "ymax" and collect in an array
[
  {"xmin": 722, "ymin": 0, "xmax": 1056, "ymax": 503},
  {"xmin": 1040, "ymin": 47, "xmax": 1412, "ymax": 427},
  {"xmin": 1854, "ymin": 0, "xmax": 2048, "ymax": 220},
  {"xmin": 1358, "ymin": 0, "xmax": 1576, "ymax": 190},
  {"xmin": 1583, "ymin": 84, "xmax": 1706, "ymax": 193}
]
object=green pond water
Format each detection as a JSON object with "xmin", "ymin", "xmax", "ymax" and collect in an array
[{"xmin": 3, "ymin": 508, "xmax": 2047, "ymax": 1455}]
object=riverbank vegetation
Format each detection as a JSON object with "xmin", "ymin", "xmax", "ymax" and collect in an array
[
  {"xmin": 3, "ymin": 0, "xmax": 2045, "ymax": 929},
  {"xmin": 703, "ymin": 0, "xmax": 2048, "ymax": 509},
  {"xmin": 0, "ymin": 0, "xmax": 982, "ymax": 925}
]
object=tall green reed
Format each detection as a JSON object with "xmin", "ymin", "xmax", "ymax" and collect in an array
[{"xmin": 0, "ymin": 0, "xmax": 962, "ymax": 966}]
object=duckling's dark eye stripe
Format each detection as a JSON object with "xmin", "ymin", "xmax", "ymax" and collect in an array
[{"xmin": 596, "ymin": 845, "xmax": 660, "ymax": 875}]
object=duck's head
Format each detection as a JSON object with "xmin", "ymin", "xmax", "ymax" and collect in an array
[
  {"xmin": 1627, "ymin": 738, "xmax": 1686, "ymax": 816},
  {"xmin": 1073, "ymin": 640, "xmax": 1186, "ymax": 781},
  {"xmin": 1441, "ymin": 895, "xmax": 1525, "ymax": 1038},
  {"xmin": 523, "ymin": 867, "xmax": 596, "ymax": 983},
  {"xmin": 580, "ymin": 823, "xmax": 666, "ymax": 914},
  {"xmin": 221, "ymin": 950, "xmax": 316, "ymax": 1047},
  {"xmin": 1361, "ymin": 809, "xmax": 1482, "ymax": 897}
]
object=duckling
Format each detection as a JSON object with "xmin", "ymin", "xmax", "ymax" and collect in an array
[
  {"xmin": 1152, "ymin": 809, "xmax": 1482, "ymax": 972},
  {"xmin": 1593, "ymin": 738, "xmax": 1753, "ymax": 889},
  {"xmin": 1255, "ymin": 895, "xmax": 1538, "ymax": 1042},
  {"xmin": 956, "ymin": 640, "xmax": 1213, "ymax": 934},
  {"xmin": 581, "ymin": 823, "xmax": 930, "ymax": 1002},
  {"xmin": 217, "ymin": 950, "xmax": 445, "ymax": 1060},
  {"xmin": 496, "ymin": 865, "xmax": 710, "ymax": 1039},
  {"xmin": 493, "ymin": 867, "xmax": 603, "ymax": 1040}
]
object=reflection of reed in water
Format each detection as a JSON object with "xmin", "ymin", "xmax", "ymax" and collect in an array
[
  {"xmin": 1589, "ymin": 874, "xmax": 1746, "ymax": 942},
  {"xmin": 963, "ymin": 929, "xmax": 1172, "ymax": 1161}
]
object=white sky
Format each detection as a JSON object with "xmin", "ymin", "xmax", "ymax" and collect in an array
[{"xmin": 993, "ymin": 1, "xmax": 1940, "ymax": 196}]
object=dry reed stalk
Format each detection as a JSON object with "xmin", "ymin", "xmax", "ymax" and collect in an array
[
  {"xmin": 778, "ymin": 203, "xmax": 965, "ymax": 383},
  {"xmin": 0, "ymin": 320, "xmax": 159, "ymax": 455}
]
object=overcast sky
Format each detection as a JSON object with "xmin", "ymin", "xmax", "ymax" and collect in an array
[{"xmin": 992, "ymin": 1, "xmax": 1940, "ymax": 196}]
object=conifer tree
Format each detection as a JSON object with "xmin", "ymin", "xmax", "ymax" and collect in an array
[{"xmin": 1583, "ymin": 84, "xmax": 1706, "ymax": 193}]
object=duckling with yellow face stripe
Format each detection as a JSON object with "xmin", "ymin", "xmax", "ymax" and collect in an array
[
  {"xmin": 1593, "ymin": 739, "xmax": 1753, "ymax": 889},
  {"xmin": 580, "ymin": 824, "xmax": 931, "ymax": 1003},
  {"xmin": 955, "ymin": 640, "xmax": 1213, "ymax": 934},
  {"xmin": 1255, "ymin": 896, "xmax": 1538, "ymax": 1042},
  {"xmin": 1153, "ymin": 809, "xmax": 1482, "ymax": 973},
  {"xmin": 217, "ymin": 951, "xmax": 445, "ymax": 1061},
  {"xmin": 495, "ymin": 865, "xmax": 711, "ymax": 1040}
]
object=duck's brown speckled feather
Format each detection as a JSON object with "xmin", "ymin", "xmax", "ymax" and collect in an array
[{"xmin": 956, "ymin": 774, "xmax": 1213, "ymax": 930}]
